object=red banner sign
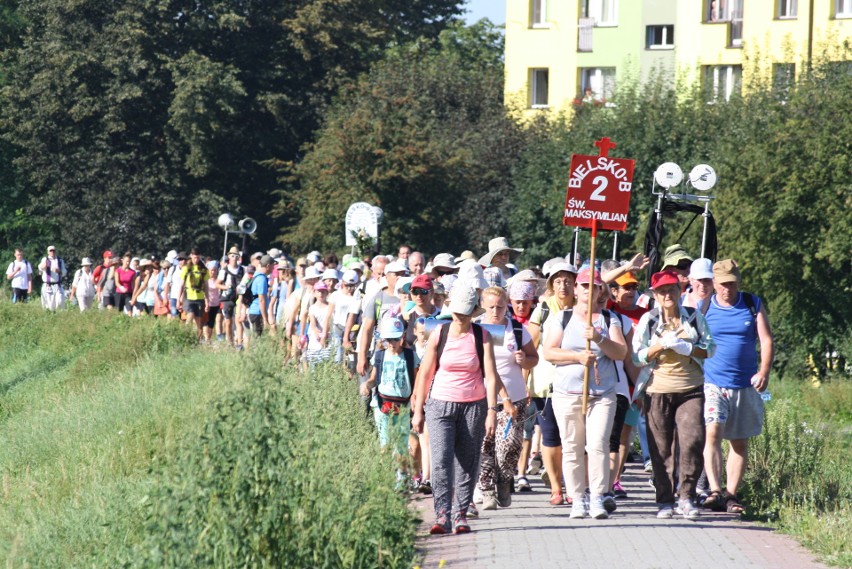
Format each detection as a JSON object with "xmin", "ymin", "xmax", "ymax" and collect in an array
[{"xmin": 563, "ymin": 137, "xmax": 635, "ymax": 232}]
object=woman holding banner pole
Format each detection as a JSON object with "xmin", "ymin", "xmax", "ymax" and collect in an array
[{"xmin": 543, "ymin": 267, "xmax": 627, "ymax": 520}]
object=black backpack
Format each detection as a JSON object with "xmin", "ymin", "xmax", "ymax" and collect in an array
[
  {"xmin": 373, "ymin": 347, "xmax": 416, "ymax": 406},
  {"xmin": 221, "ymin": 265, "xmax": 245, "ymax": 302}
]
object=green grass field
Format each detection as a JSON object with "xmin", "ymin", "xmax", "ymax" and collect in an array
[{"xmin": 0, "ymin": 304, "xmax": 416, "ymax": 568}]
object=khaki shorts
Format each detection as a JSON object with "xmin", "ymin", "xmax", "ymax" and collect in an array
[{"xmin": 703, "ymin": 383, "xmax": 764, "ymax": 440}]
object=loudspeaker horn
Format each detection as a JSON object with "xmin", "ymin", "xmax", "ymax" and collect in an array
[{"xmin": 239, "ymin": 218, "xmax": 257, "ymax": 235}]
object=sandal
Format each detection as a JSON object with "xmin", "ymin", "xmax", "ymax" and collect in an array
[
  {"xmin": 725, "ymin": 494, "xmax": 746, "ymax": 515},
  {"xmin": 703, "ymin": 490, "xmax": 726, "ymax": 512}
]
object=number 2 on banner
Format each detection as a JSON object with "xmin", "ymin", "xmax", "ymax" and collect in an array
[{"xmin": 590, "ymin": 175, "xmax": 607, "ymax": 201}]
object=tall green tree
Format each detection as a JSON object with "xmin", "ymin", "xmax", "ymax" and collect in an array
[
  {"xmin": 1, "ymin": 0, "xmax": 461, "ymax": 260},
  {"xmin": 279, "ymin": 20, "xmax": 523, "ymax": 254}
]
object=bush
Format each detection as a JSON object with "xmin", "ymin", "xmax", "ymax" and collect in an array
[
  {"xmin": 743, "ymin": 400, "xmax": 850, "ymax": 519},
  {"xmin": 129, "ymin": 340, "xmax": 417, "ymax": 568}
]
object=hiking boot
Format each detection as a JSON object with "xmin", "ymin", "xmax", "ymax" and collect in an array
[
  {"xmin": 677, "ymin": 498, "xmax": 701, "ymax": 521},
  {"xmin": 430, "ymin": 512, "xmax": 451, "ymax": 535},
  {"xmin": 496, "ymin": 480, "xmax": 512, "ymax": 508},
  {"xmin": 453, "ymin": 511, "xmax": 471, "ymax": 534},
  {"xmin": 612, "ymin": 480, "xmax": 628, "ymax": 499},
  {"xmin": 516, "ymin": 476, "xmax": 532, "ymax": 492},
  {"xmin": 602, "ymin": 493, "xmax": 617, "ymax": 513},
  {"xmin": 481, "ymin": 489, "xmax": 498, "ymax": 510}
]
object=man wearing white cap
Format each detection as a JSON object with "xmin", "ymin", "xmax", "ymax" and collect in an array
[
  {"xmin": 70, "ymin": 257, "xmax": 96, "ymax": 311},
  {"xmin": 682, "ymin": 258, "xmax": 714, "ymax": 311},
  {"xmin": 38, "ymin": 245, "xmax": 67, "ymax": 310}
]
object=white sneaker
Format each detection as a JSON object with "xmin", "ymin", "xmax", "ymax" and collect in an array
[
  {"xmin": 569, "ymin": 495, "xmax": 588, "ymax": 519},
  {"xmin": 677, "ymin": 498, "xmax": 701, "ymax": 521},
  {"xmin": 589, "ymin": 494, "xmax": 609, "ymax": 519}
]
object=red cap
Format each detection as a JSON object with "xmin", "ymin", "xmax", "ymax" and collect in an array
[
  {"xmin": 650, "ymin": 270, "xmax": 680, "ymax": 290},
  {"xmin": 411, "ymin": 274, "xmax": 434, "ymax": 290},
  {"xmin": 103, "ymin": 250, "xmax": 113, "ymax": 259}
]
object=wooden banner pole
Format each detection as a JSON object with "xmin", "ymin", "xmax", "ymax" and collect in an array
[{"xmin": 582, "ymin": 219, "xmax": 598, "ymax": 416}]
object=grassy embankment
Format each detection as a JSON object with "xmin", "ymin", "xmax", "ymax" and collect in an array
[
  {"xmin": 0, "ymin": 303, "xmax": 416, "ymax": 568},
  {"xmin": 742, "ymin": 377, "xmax": 852, "ymax": 568}
]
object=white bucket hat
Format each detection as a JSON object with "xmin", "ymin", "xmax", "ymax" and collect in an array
[
  {"xmin": 478, "ymin": 237, "xmax": 523, "ymax": 266},
  {"xmin": 456, "ymin": 259, "xmax": 489, "ymax": 290}
]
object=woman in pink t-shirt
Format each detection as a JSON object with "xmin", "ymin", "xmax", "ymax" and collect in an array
[
  {"xmin": 114, "ymin": 252, "xmax": 137, "ymax": 314},
  {"xmin": 412, "ymin": 284, "xmax": 500, "ymax": 536}
]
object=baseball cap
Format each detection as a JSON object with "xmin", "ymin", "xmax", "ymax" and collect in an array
[
  {"xmin": 379, "ymin": 318, "xmax": 405, "ymax": 339},
  {"xmin": 385, "ymin": 260, "xmax": 408, "ymax": 275},
  {"xmin": 689, "ymin": 258, "xmax": 714, "ymax": 281},
  {"xmin": 576, "ymin": 267, "xmax": 603, "ymax": 286},
  {"xmin": 713, "ymin": 259, "xmax": 740, "ymax": 284},
  {"xmin": 411, "ymin": 274, "xmax": 433, "ymax": 290},
  {"xmin": 442, "ymin": 283, "xmax": 484, "ymax": 318},
  {"xmin": 650, "ymin": 270, "xmax": 680, "ymax": 290},
  {"xmin": 615, "ymin": 272, "xmax": 639, "ymax": 287},
  {"xmin": 322, "ymin": 268, "xmax": 340, "ymax": 281}
]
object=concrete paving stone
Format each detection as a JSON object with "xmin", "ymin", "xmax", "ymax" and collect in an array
[{"xmin": 412, "ymin": 462, "xmax": 830, "ymax": 569}]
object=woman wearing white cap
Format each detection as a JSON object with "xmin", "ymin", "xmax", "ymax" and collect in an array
[
  {"xmin": 70, "ymin": 257, "xmax": 96, "ymax": 311},
  {"xmin": 412, "ymin": 284, "xmax": 500, "ymax": 536},
  {"xmin": 543, "ymin": 267, "xmax": 628, "ymax": 520}
]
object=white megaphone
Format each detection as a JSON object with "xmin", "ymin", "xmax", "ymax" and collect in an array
[{"xmin": 238, "ymin": 218, "xmax": 257, "ymax": 235}]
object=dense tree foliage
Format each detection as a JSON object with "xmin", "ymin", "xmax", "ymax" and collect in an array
[
  {"xmin": 0, "ymin": 0, "xmax": 462, "ymax": 259},
  {"xmin": 278, "ymin": 20, "xmax": 522, "ymax": 254}
]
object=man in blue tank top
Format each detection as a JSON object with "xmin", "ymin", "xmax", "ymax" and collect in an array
[{"xmin": 701, "ymin": 259, "xmax": 775, "ymax": 514}]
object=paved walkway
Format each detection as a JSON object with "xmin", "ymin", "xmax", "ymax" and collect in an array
[{"xmin": 412, "ymin": 462, "xmax": 828, "ymax": 569}]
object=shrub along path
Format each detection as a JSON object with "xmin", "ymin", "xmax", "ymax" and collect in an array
[{"xmin": 413, "ymin": 462, "xmax": 829, "ymax": 569}]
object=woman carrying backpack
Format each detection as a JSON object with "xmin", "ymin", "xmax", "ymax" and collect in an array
[
  {"xmin": 474, "ymin": 286, "xmax": 538, "ymax": 511},
  {"xmin": 542, "ymin": 267, "xmax": 628, "ymax": 520},
  {"xmin": 411, "ymin": 283, "xmax": 500, "ymax": 536},
  {"xmin": 632, "ymin": 270, "xmax": 715, "ymax": 521}
]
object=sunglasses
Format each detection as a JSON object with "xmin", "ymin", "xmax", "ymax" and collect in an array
[{"xmin": 411, "ymin": 288, "xmax": 431, "ymax": 296}]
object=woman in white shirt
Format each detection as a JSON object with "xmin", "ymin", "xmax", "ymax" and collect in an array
[{"xmin": 475, "ymin": 286, "xmax": 538, "ymax": 510}]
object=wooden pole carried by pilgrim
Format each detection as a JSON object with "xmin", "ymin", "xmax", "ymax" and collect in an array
[{"xmin": 563, "ymin": 137, "xmax": 636, "ymax": 415}]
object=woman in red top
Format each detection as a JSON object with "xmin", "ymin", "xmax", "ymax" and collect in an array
[{"xmin": 114, "ymin": 252, "xmax": 136, "ymax": 314}]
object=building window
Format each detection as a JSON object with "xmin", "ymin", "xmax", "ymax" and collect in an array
[
  {"xmin": 646, "ymin": 25, "xmax": 674, "ymax": 49},
  {"xmin": 837, "ymin": 0, "xmax": 852, "ymax": 17},
  {"xmin": 778, "ymin": 0, "xmax": 797, "ymax": 18},
  {"xmin": 531, "ymin": 0, "xmax": 548, "ymax": 27},
  {"xmin": 581, "ymin": 0, "xmax": 618, "ymax": 26},
  {"xmin": 703, "ymin": 65, "xmax": 742, "ymax": 101},
  {"xmin": 772, "ymin": 63, "xmax": 795, "ymax": 96},
  {"xmin": 530, "ymin": 68, "xmax": 549, "ymax": 108},
  {"xmin": 579, "ymin": 67, "xmax": 616, "ymax": 101}
]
